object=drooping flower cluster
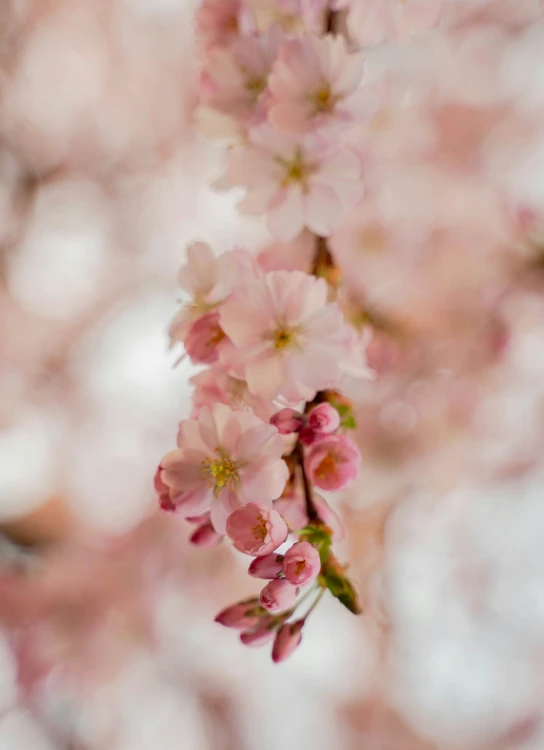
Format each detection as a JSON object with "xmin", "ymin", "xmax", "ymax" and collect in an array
[
  {"xmin": 157, "ymin": 0, "xmax": 544, "ymax": 668},
  {"xmin": 155, "ymin": 0, "xmax": 378, "ymax": 648}
]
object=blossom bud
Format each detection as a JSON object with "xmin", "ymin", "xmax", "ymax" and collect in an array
[
  {"xmin": 282, "ymin": 542, "xmax": 321, "ymax": 586},
  {"xmin": 240, "ymin": 619, "xmax": 276, "ymax": 647},
  {"xmin": 270, "ymin": 408, "xmax": 304, "ymax": 435},
  {"xmin": 304, "ymin": 434, "xmax": 360, "ymax": 491},
  {"xmin": 305, "ymin": 403, "xmax": 340, "ymax": 440},
  {"xmin": 226, "ymin": 503, "xmax": 288, "ymax": 556},
  {"xmin": 189, "ymin": 522, "xmax": 223, "ymax": 548},
  {"xmin": 215, "ymin": 599, "xmax": 261, "ymax": 630},
  {"xmin": 248, "ymin": 553, "xmax": 284, "ymax": 579},
  {"xmin": 260, "ymin": 579, "xmax": 298, "ymax": 613},
  {"xmin": 272, "ymin": 621, "xmax": 303, "ymax": 663},
  {"xmin": 184, "ymin": 311, "xmax": 226, "ymax": 364}
]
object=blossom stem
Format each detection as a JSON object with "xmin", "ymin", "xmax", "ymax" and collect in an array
[
  {"xmin": 301, "ymin": 587, "xmax": 326, "ymax": 622},
  {"xmin": 294, "ymin": 441, "xmax": 321, "ymax": 524}
]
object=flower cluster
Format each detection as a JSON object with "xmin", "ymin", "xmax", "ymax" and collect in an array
[{"xmin": 154, "ymin": 0, "xmax": 452, "ymax": 662}]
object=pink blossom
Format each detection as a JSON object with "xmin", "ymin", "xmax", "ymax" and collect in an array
[
  {"xmin": 221, "ymin": 125, "xmax": 363, "ymax": 241},
  {"xmin": 195, "ymin": 0, "xmax": 252, "ymax": 49},
  {"xmin": 248, "ymin": 553, "xmax": 284, "ymax": 579},
  {"xmin": 184, "ymin": 310, "xmax": 228, "ymax": 364},
  {"xmin": 199, "ymin": 26, "xmax": 283, "ymax": 128},
  {"xmin": 189, "ymin": 521, "xmax": 223, "ymax": 548},
  {"xmin": 169, "ymin": 244, "xmax": 258, "ymax": 347},
  {"xmin": 300, "ymin": 402, "xmax": 340, "ymax": 444},
  {"xmin": 313, "ymin": 494, "xmax": 345, "ymax": 542},
  {"xmin": 240, "ymin": 619, "xmax": 277, "ymax": 646},
  {"xmin": 159, "ymin": 403, "xmax": 289, "ymax": 532},
  {"xmin": 268, "ymin": 33, "xmax": 364, "ymax": 135},
  {"xmin": 226, "ymin": 502, "xmax": 288, "ymax": 555},
  {"xmin": 272, "ymin": 620, "xmax": 303, "ymax": 663},
  {"xmin": 215, "ymin": 598, "xmax": 262, "ymax": 629},
  {"xmin": 347, "ymin": 0, "xmax": 444, "ymax": 47},
  {"xmin": 190, "ymin": 366, "xmax": 275, "ymax": 423},
  {"xmin": 270, "ymin": 408, "xmax": 304, "ymax": 434},
  {"xmin": 220, "ymin": 270, "xmax": 356, "ymax": 402},
  {"xmin": 282, "ymin": 541, "xmax": 321, "ymax": 585},
  {"xmin": 304, "ymin": 434, "xmax": 361, "ymax": 491},
  {"xmin": 260, "ymin": 578, "xmax": 299, "ymax": 612}
]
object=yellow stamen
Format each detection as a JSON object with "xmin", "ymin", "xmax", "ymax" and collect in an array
[
  {"xmin": 201, "ymin": 451, "xmax": 239, "ymax": 495},
  {"xmin": 274, "ymin": 327, "xmax": 295, "ymax": 350},
  {"xmin": 279, "ymin": 150, "xmax": 313, "ymax": 191},
  {"xmin": 251, "ymin": 514, "xmax": 268, "ymax": 541},
  {"xmin": 314, "ymin": 86, "xmax": 334, "ymax": 113},
  {"xmin": 316, "ymin": 452, "xmax": 337, "ymax": 480}
]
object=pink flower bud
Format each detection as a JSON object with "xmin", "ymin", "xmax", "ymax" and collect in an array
[
  {"xmin": 248, "ymin": 553, "xmax": 284, "ymax": 579},
  {"xmin": 240, "ymin": 619, "xmax": 276, "ymax": 647},
  {"xmin": 308, "ymin": 403, "xmax": 341, "ymax": 434},
  {"xmin": 189, "ymin": 522, "xmax": 223, "ymax": 548},
  {"xmin": 270, "ymin": 408, "xmax": 304, "ymax": 434},
  {"xmin": 304, "ymin": 434, "xmax": 361, "ymax": 491},
  {"xmin": 272, "ymin": 621, "xmax": 303, "ymax": 663},
  {"xmin": 226, "ymin": 503, "xmax": 288, "ymax": 556},
  {"xmin": 215, "ymin": 599, "xmax": 261, "ymax": 630},
  {"xmin": 184, "ymin": 311, "xmax": 226, "ymax": 364},
  {"xmin": 313, "ymin": 494, "xmax": 345, "ymax": 542},
  {"xmin": 299, "ymin": 404, "xmax": 341, "ymax": 445},
  {"xmin": 260, "ymin": 579, "xmax": 298, "ymax": 613},
  {"xmin": 282, "ymin": 542, "xmax": 321, "ymax": 586}
]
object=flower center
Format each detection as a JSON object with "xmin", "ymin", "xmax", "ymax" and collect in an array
[
  {"xmin": 251, "ymin": 514, "xmax": 268, "ymax": 541},
  {"xmin": 314, "ymin": 86, "xmax": 334, "ymax": 113},
  {"xmin": 274, "ymin": 327, "xmax": 297, "ymax": 350},
  {"xmin": 201, "ymin": 451, "xmax": 239, "ymax": 494},
  {"xmin": 208, "ymin": 323, "xmax": 226, "ymax": 347},
  {"xmin": 279, "ymin": 150, "xmax": 313, "ymax": 191},
  {"xmin": 246, "ymin": 77, "xmax": 266, "ymax": 96},
  {"xmin": 294, "ymin": 560, "xmax": 306, "ymax": 576},
  {"xmin": 316, "ymin": 452, "xmax": 338, "ymax": 480}
]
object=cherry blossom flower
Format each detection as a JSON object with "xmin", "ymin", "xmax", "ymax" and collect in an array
[
  {"xmin": 268, "ymin": 32, "xmax": 365, "ymax": 134},
  {"xmin": 220, "ymin": 270, "xmax": 356, "ymax": 402},
  {"xmin": 248, "ymin": 553, "xmax": 285, "ymax": 579},
  {"xmin": 189, "ymin": 521, "xmax": 223, "ymax": 547},
  {"xmin": 199, "ymin": 26, "xmax": 284, "ymax": 129},
  {"xmin": 313, "ymin": 493, "xmax": 345, "ymax": 541},
  {"xmin": 270, "ymin": 407, "xmax": 304, "ymax": 434},
  {"xmin": 282, "ymin": 541, "xmax": 321, "ymax": 585},
  {"xmin": 220, "ymin": 125, "xmax": 363, "ymax": 241},
  {"xmin": 184, "ymin": 310, "xmax": 228, "ymax": 364},
  {"xmin": 195, "ymin": 0, "xmax": 253, "ymax": 48},
  {"xmin": 272, "ymin": 620, "xmax": 304, "ymax": 662},
  {"xmin": 226, "ymin": 502, "xmax": 288, "ymax": 555},
  {"xmin": 260, "ymin": 578, "xmax": 299, "ymax": 612},
  {"xmin": 169, "ymin": 244, "xmax": 258, "ymax": 347},
  {"xmin": 215, "ymin": 598, "xmax": 262, "ymax": 629},
  {"xmin": 159, "ymin": 403, "xmax": 289, "ymax": 532},
  {"xmin": 304, "ymin": 433, "xmax": 361, "ymax": 490},
  {"xmin": 299, "ymin": 402, "xmax": 340, "ymax": 444}
]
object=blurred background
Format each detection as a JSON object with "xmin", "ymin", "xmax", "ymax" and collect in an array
[{"xmin": 3, "ymin": 0, "xmax": 544, "ymax": 748}]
